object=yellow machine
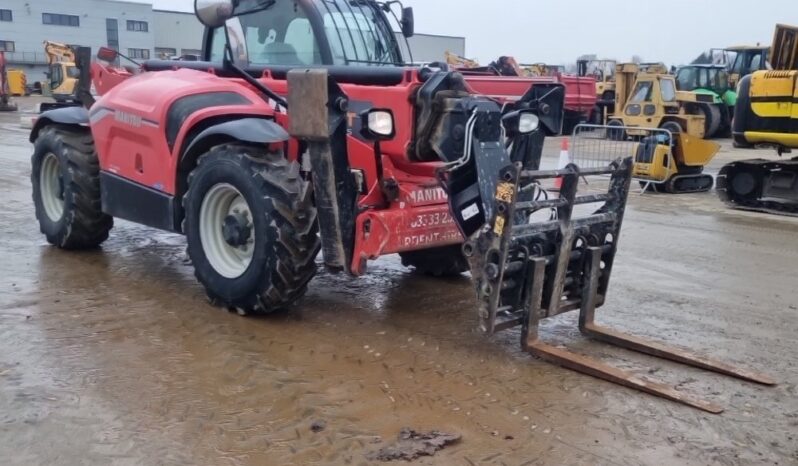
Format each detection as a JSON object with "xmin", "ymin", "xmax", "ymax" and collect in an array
[
  {"xmin": 0, "ymin": 51, "xmax": 18, "ymax": 112},
  {"xmin": 446, "ymin": 53, "xmax": 564, "ymax": 79},
  {"xmin": 607, "ymin": 63, "xmax": 711, "ymax": 139},
  {"xmin": 633, "ymin": 132, "xmax": 720, "ymax": 193},
  {"xmin": 725, "ymin": 45, "xmax": 770, "ymax": 89},
  {"xmin": 520, "ymin": 63, "xmax": 564, "ymax": 77},
  {"xmin": 577, "ymin": 59, "xmax": 618, "ymax": 123},
  {"xmin": 6, "ymin": 69, "xmax": 26, "ymax": 96},
  {"xmin": 444, "ymin": 51, "xmax": 480, "ymax": 69},
  {"xmin": 733, "ymin": 25, "xmax": 798, "ymax": 149},
  {"xmin": 720, "ymin": 24, "xmax": 798, "ymax": 215},
  {"xmin": 43, "ymin": 40, "xmax": 79, "ymax": 102},
  {"xmin": 577, "ymin": 59, "xmax": 618, "ymax": 99}
]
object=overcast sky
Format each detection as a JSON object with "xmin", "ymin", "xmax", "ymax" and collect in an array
[{"xmin": 140, "ymin": 0, "xmax": 797, "ymax": 66}]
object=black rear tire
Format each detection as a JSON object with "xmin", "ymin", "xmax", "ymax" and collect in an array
[
  {"xmin": 400, "ymin": 245, "xmax": 469, "ymax": 277},
  {"xmin": 607, "ymin": 119, "xmax": 626, "ymax": 141},
  {"xmin": 589, "ymin": 105, "xmax": 603, "ymax": 125},
  {"xmin": 31, "ymin": 125, "xmax": 113, "ymax": 249},
  {"xmin": 183, "ymin": 144, "xmax": 320, "ymax": 315},
  {"xmin": 660, "ymin": 121, "xmax": 683, "ymax": 138},
  {"xmin": 698, "ymin": 104, "xmax": 722, "ymax": 138}
]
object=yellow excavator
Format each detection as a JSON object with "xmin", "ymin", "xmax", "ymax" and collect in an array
[
  {"xmin": 721, "ymin": 24, "xmax": 798, "ymax": 215},
  {"xmin": 43, "ymin": 40, "xmax": 79, "ymax": 103}
]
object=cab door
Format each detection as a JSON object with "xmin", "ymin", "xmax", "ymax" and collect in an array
[
  {"xmin": 624, "ymin": 79, "xmax": 654, "ymax": 127},
  {"xmin": 49, "ymin": 64, "xmax": 63, "ymax": 94}
]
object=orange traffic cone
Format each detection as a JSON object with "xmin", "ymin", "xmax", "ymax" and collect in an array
[{"xmin": 552, "ymin": 137, "xmax": 570, "ymax": 191}]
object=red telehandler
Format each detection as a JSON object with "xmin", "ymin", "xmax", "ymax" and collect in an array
[{"xmin": 28, "ymin": 0, "xmax": 772, "ymax": 412}]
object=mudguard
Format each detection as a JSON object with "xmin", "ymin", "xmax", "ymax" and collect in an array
[
  {"xmin": 183, "ymin": 118, "xmax": 290, "ymax": 157},
  {"xmin": 29, "ymin": 106, "xmax": 90, "ymax": 142}
]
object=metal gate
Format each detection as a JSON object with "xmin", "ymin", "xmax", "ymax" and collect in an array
[{"xmin": 570, "ymin": 124, "xmax": 677, "ymax": 191}]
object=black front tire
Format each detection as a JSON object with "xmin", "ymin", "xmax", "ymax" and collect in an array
[
  {"xmin": 31, "ymin": 125, "xmax": 113, "ymax": 249},
  {"xmin": 183, "ymin": 144, "xmax": 320, "ymax": 315},
  {"xmin": 400, "ymin": 245, "xmax": 469, "ymax": 277}
]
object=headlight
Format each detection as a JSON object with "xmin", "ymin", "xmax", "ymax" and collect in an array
[
  {"xmin": 363, "ymin": 109, "xmax": 395, "ymax": 140},
  {"xmin": 518, "ymin": 113, "xmax": 540, "ymax": 134},
  {"xmin": 502, "ymin": 109, "xmax": 541, "ymax": 135}
]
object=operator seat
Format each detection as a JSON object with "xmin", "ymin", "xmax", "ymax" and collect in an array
[{"xmin": 261, "ymin": 43, "xmax": 302, "ymax": 66}]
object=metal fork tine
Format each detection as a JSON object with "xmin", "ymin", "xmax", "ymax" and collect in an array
[
  {"xmin": 580, "ymin": 324, "xmax": 776, "ymax": 385},
  {"xmin": 526, "ymin": 249, "xmax": 723, "ymax": 413},
  {"xmin": 471, "ymin": 159, "xmax": 774, "ymax": 414},
  {"xmin": 526, "ymin": 340, "xmax": 724, "ymax": 414},
  {"xmin": 578, "ymin": 246, "xmax": 775, "ymax": 386}
]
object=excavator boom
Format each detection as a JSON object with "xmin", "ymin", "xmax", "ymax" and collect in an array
[{"xmin": 43, "ymin": 41, "xmax": 77, "ymax": 64}]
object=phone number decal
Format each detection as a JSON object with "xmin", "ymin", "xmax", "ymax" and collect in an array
[{"xmin": 409, "ymin": 212, "xmax": 454, "ymax": 229}]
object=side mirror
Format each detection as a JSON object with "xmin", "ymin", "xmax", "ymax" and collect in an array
[
  {"xmin": 194, "ymin": 0, "xmax": 234, "ymax": 28},
  {"xmin": 97, "ymin": 47, "xmax": 119, "ymax": 63},
  {"xmin": 400, "ymin": 7, "xmax": 414, "ymax": 38}
]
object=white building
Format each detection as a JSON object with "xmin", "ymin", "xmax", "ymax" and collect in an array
[
  {"xmin": 152, "ymin": 9, "xmax": 204, "ymax": 60},
  {"xmin": 404, "ymin": 33, "xmax": 466, "ymax": 64},
  {"xmin": 1, "ymin": 0, "xmax": 155, "ymax": 82},
  {"xmin": 1, "ymin": 0, "xmax": 465, "ymax": 84}
]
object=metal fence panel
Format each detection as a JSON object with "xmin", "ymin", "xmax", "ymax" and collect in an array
[{"xmin": 570, "ymin": 124, "xmax": 676, "ymax": 189}]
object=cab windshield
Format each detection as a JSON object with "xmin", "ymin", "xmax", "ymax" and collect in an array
[
  {"xmin": 209, "ymin": 0, "xmax": 405, "ymax": 66},
  {"xmin": 676, "ymin": 67, "xmax": 730, "ymax": 93},
  {"xmin": 730, "ymin": 50, "xmax": 769, "ymax": 75}
]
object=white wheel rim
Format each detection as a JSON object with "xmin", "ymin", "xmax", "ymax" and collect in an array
[
  {"xmin": 40, "ymin": 152, "xmax": 64, "ymax": 222},
  {"xmin": 199, "ymin": 183, "xmax": 255, "ymax": 279}
]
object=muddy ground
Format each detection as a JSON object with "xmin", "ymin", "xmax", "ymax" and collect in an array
[{"xmin": 1, "ymin": 97, "xmax": 797, "ymax": 466}]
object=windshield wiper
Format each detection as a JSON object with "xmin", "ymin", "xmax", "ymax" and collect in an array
[{"xmin": 233, "ymin": 0, "xmax": 277, "ymax": 17}]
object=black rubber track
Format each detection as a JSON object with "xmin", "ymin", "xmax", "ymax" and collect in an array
[
  {"xmin": 183, "ymin": 144, "xmax": 320, "ymax": 314},
  {"xmin": 31, "ymin": 125, "xmax": 113, "ymax": 249},
  {"xmin": 717, "ymin": 158, "xmax": 798, "ymax": 217}
]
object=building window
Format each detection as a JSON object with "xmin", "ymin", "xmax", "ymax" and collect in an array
[
  {"xmin": 43, "ymin": 13, "xmax": 80, "ymax": 27},
  {"xmin": 128, "ymin": 48, "xmax": 150, "ymax": 60},
  {"xmin": 126, "ymin": 20, "xmax": 148, "ymax": 32},
  {"xmin": 0, "ymin": 9, "xmax": 12, "ymax": 22},
  {"xmin": 0, "ymin": 41, "xmax": 15, "ymax": 52},
  {"xmin": 155, "ymin": 47, "xmax": 176, "ymax": 59},
  {"xmin": 181, "ymin": 49, "xmax": 202, "ymax": 57},
  {"xmin": 106, "ymin": 18, "xmax": 119, "ymax": 48}
]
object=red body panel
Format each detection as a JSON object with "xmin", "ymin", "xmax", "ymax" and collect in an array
[
  {"xmin": 87, "ymin": 63, "xmax": 541, "ymax": 274},
  {"xmin": 90, "ymin": 68, "xmax": 275, "ymax": 194},
  {"xmin": 557, "ymin": 74, "xmax": 599, "ymax": 114},
  {"xmin": 462, "ymin": 73, "xmax": 597, "ymax": 115}
]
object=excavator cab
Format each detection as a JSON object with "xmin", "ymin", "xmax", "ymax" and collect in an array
[
  {"xmin": 727, "ymin": 46, "xmax": 770, "ymax": 88},
  {"xmin": 43, "ymin": 41, "xmax": 80, "ymax": 102}
]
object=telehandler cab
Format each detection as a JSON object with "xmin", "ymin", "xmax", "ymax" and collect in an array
[{"xmin": 28, "ymin": 0, "xmax": 773, "ymax": 412}]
